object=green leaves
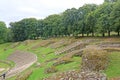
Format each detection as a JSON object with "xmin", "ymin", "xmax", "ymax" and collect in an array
[
  {"xmin": 0, "ymin": 21, "xmax": 7, "ymax": 43},
  {"xmin": 110, "ymin": 1, "xmax": 120, "ymax": 35},
  {"xmin": 7, "ymin": 1, "xmax": 120, "ymax": 42}
]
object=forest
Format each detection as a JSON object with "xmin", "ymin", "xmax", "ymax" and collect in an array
[{"xmin": 0, "ymin": 0, "xmax": 120, "ymax": 43}]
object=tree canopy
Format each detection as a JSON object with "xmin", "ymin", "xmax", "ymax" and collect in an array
[
  {"xmin": 0, "ymin": 21, "xmax": 7, "ymax": 43},
  {"xmin": 0, "ymin": 0, "xmax": 120, "ymax": 42}
]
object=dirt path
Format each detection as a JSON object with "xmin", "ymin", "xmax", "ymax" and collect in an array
[
  {"xmin": 0, "ymin": 68, "xmax": 5, "ymax": 73},
  {"xmin": 6, "ymin": 50, "xmax": 37, "ymax": 78}
]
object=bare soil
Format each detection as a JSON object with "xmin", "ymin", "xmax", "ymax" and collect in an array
[{"xmin": 6, "ymin": 50, "xmax": 37, "ymax": 78}]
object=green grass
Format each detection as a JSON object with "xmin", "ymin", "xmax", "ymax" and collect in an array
[
  {"xmin": 0, "ymin": 38, "xmax": 120, "ymax": 80},
  {"xmin": 105, "ymin": 52, "xmax": 120, "ymax": 78},
  {"xmin": 0, "ymin": 43, "xmax": 14, "ymax": 59},
  {"xmin": 26, "ymin": 43, "xmax": 82, "ymax": 80},
  {"xmin": 28, "ymin": 68, "xmax": 49, "ymax": 80},
  {"xmin": 0, "ymin": 43, "xmax": 15, "ymax": 75},
  {"xmin": 56, "ymin": 57, "xmax": 81, "ymax": 72},
  {"xmin": 0, "ymin": 62, "xmax": 10, "ymax": 74},
  {"xmin": 0, "ymin": 49, "xmax": 14, "ymax": 60},
  {"xmin": 0, "ymin": 62, "xmax": 10, "ymax": 68}
]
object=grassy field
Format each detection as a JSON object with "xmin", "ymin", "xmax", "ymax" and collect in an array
[
  {"xmin": 105, "ymin": 52, "xmax": 120, "ymax": 78},
  {"xmin": 0, "ymin": 37, "xmax": 119, "ymax": 80}
]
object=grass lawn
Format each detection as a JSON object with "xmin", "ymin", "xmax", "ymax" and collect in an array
[
  {"xmin": 105, "ymin": 52, "xmax": 120, "ymax": 78},
  {"xmin": 0, "ymin": 62, "xmax": 10, "ymax": 74}
]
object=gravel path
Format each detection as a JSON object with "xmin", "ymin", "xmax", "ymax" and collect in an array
[{"xmin": 6, "ymin": 50, "xmax": 37, "ymax": 78}]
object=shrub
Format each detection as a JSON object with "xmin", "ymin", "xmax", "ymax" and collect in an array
[
  {"xmin": 81, "ymin": 45, "xmax": 109, "ymax": 72},
  {"xmin": 44, "ymin": 66, "xmax": 57, "ymax": 74},
  {"xmin": 53, "ymin": 57, "xmax": 72, "ymax": 66}
]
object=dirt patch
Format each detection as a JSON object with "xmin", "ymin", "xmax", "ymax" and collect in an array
[
  {"xmin": 98, "ymin": 42, "xmax": 120, "ymax": 52},
  {"xmin": 31, "ymin": 40, "xmax": 55, "ymax": 49},
  {"xmin": 99, "ymin": 42, "xmax": 120, "ymax": 48},
  {"xmin": 110, "ymin": 77, "xmax": 120, "ymax": 80},
  {"xmin": 6, "ymin": 50, "xmax": 37, "ymax": 78},
  {"xmin": 10, "ymin": 42, "xmax": 21, "ymax": 49},
  {"xmin": 0, "ymin": 68, "xmax": 5, "ymax": 72}
]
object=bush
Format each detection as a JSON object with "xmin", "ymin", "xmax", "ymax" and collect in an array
[
  {"xmin": 81, "ymin": 45, "xmax": 109, "ymax": 72},
  {"xmin": 44, "ymin": 66, "xmax": 57, "ymax": 74},
  {"xmin": 53, "ymin": 57, "xmax": 72, "ymax": 66}
]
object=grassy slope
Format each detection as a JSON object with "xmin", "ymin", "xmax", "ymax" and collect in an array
[
  {"xmin": 0, "ymin": 43, "xmax": 14, "ymax": 60},
  {"xmin": 105, "ymin": 52, "xmax": 120, "ymax": 78},
  {"xmin": 0, "ymin": 37, "xmax": 119, "ymax": 80},
  {"xmin": 0, "ymin": 63, "xmax": 10, "ymax": 74}
]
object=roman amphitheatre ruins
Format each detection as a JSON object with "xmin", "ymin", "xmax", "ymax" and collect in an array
[{"xmin": 0, "ymin": 37, "xmax": 120, "ymax": 80}]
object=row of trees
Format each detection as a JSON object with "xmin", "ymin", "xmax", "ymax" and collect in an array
[{"xmin": 0, "ymin": 0, "xmax": 120, "ymax": 42}]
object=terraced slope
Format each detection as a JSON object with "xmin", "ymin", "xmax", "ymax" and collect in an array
[
  {"xmin": 0, "ymin": 37, "xmax": 119, "ymax": 80},
  {"xmin": 48, "ymin": 39, "xmax": 66, "ymax": 48},
  {"xmin": 6, "ymin": 50, "xmax": 37, "ymax": 78},
  {"xmin": 55, "ymin": 41, "xmax": 86, "ymax": 55},
  {"xmin": 31, "ymin": 40, "xmax": 55, "ymax": 49}
]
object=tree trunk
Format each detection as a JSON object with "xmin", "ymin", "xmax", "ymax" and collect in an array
[
  {"xmin": 82, "ymin": 33, "xmax": 84, "ymax": 37},
  {"xmin": 102, "ymin": 33, "xmax": 105, "ymax": 37},
  {"xmin": 118, "ymin": 31, "xmax": 120, "ymax": 36},
  {"xmin": 108, "ymin": 31, "xmax": 110, "ymax": 37},
  {"xmin": 92, "ymin": 32, "xmax": 94, "ymax": 37},
  {"xmin": 87, "ymin": 33, "xmax": 89, "ymax": 37}
]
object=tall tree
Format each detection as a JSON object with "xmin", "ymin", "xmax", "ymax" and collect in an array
[
  {"xmin": 10, "ymin": 18, "xmax": 38, "ymax": 41},
  {"xmin": 0, "ymin": 21, "xmax": 7, "ymax": 43},
  {"xmin": 110, "ymin": 1, "xmax": 120, "ymax": 36},
  {"xmin": 43, "ymin": 14, "xmax": 62, "ymax": 37},
  {"xmin": 85, "ymin": 12, "xmax": 97, "ymax": 36},
  {"xmin": 62, "ymin": 8, "xmax": 78, "ymax": 36},
  {"xmin": 104, "ymin": 0, "xmax": 118, "ymax": 3},
  {"xmin": 94, "ymin": 2, "xmax": 113, "ymax": 37},
  {"xmin": 78, "ymin": 4, "xmax": 97, "ymax": 37},
  {"xmin": 21, "ymin": 18, "xmax": 38, "ymax": 39}
]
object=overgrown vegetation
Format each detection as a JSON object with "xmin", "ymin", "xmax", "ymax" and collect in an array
[
  {"xmin": 0, "ymin": 38, "xmax": 118, "ymax": 80},
  {"xmin": 82, "ymin": 46, "xmax": 109, "ymax": 72}
]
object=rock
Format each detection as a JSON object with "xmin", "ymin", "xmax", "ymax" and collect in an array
[
  {"xmin": 79, "ymin": 71, "xmax": 107, "ymax": 80},
  {"xmin": 44, "ymin": 70, "xmax": 107, "ymax": 80}
]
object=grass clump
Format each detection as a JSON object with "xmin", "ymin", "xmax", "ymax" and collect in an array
[
  {"xmin": 81, "ymin": 45, "xmax": 109, "ymax": 72},
  {"xmin": 53, "ymin": 57, "xmax": 72, "ymax": 66},
  {"xmin": 44, "ymin": 66, "xmax": 57, "ymax": 74}
]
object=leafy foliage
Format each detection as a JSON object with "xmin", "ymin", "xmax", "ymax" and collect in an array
[
  {"xmin": 0, "ymin": 0, "xmax": 120, "ymax": 42},
  {"xmin": 0, "ymin": 21, "xmax": 7, "ymax": 43}
]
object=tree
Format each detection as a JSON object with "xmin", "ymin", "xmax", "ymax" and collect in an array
[
  {"xmin": 10, "ymin": 18, "xmax": 38, "ymax": 41},
  {"xmin": 78, "ymin": 4, "xmax": 97, "ymax": 37},
  {"xmin": 37, "ymin": 20, "xmax": 44, "ymax": 38},
  {"xmin": 10, "ymin": 22, "xmax": 26, "ymax": 41},
  {"xmin": 104, "ymin": 0, "xmax": 118, "ymax": 3},
  {"xmin": 9, "ymin": 2, "xmax": 120, "ymax": 41},
  {"xmin": 110, "ymin": 1, "xmax": 120, "ymax": 36},
  {"xmin": 94, "ymin": 2, "xmax": 113, "ymax": 37},
  {"xmin": 21, "ymin": 18, "xmax": 38, "ymax": 39},
  {"xmin": 0, "ymin": 21, "xmax": 7, "ymax": 43},
  {"xmin": 62, "ymin": 8, "xmax": 78, "ymax": 36},
  {"xmin": 86, "ymin": 12, "xmax": 96, "ymax": 36},
  {"xmin": 6, "ymin": 28, "xmax": 13, "ymax": 42},
  {"xmin": 43, "ymin": 14, "xmax": 62, "ymax": 38}
]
